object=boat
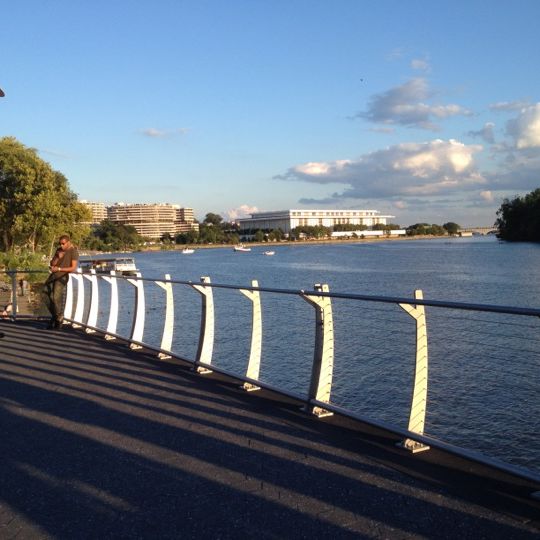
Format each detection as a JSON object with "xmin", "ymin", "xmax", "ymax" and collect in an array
[
  {"xmin": 79, "ymin": 256, "xmax": 138, "ymax": 275},
  {"xmin": 233, "ymin": 244, "xmax": 251, "ymax": 252},
  {"xmin": 181, "ymin": 248, "xmax": 195, "ymax": 254},
  {"xmin": 263, "ymin": 251, "xmax": 275, "ymax": 256}
]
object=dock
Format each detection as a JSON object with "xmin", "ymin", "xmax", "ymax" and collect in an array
[{"xmin": 0, "ymin": 319, "xmax": 539, "ymax": 538}]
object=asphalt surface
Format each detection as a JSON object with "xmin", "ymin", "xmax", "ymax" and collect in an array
[{"xmin": 0, "ymin": 319, "xmax": 539, "ymax": 539}]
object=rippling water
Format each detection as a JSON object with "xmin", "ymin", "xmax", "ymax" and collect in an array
[{"xmin": 97, "ymin": 236, "xmax": 540, "ymax": 472}]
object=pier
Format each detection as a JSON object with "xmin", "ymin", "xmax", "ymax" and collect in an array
[{"xmin": 1, "ymin": 318, "xmax": 539, "ymax": 538}]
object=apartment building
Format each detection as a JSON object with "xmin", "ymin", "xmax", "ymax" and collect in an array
[
  {"xmin": 80, "ymin": 201, "xmax": 108, "ymax": 225},
  {"xmin": 238, "ymin": 209, "xmax": 395, "ymax": 234},
  {"xmin": 106, "ymin": 203, "xmax": 198, "ymax": 239}
]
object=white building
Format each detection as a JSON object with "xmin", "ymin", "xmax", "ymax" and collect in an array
[
  {"xmin": 80, "ymin": 201, "xmax": 108, "ymax": 225},
  {"xmin": 238, "ymin": 209, "xmax": 395, "ymax": 234},
  {"xmin": 107, "ymin": 203, "xmax": 198, "ymax": 239}
]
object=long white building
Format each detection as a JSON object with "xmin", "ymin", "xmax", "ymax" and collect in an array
[{"xmin": 238, "ymin": 209, "xmax": 395, "ymax": 234}]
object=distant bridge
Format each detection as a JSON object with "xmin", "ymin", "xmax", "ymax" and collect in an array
[{"xmin": 460, "ymin": 226, "xmax": 498, "ymax": 235}]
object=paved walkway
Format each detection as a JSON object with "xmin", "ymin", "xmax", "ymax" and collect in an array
[{"xmin": 0, "ymin": 320, "xmax": 539, "ymax": 539}]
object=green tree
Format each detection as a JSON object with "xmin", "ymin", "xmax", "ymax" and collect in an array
[
  {"xmin": 0, "ymin": 137, "xmax": 91, "ymax": 253},
  {"xmin": 254, "ymin": 230, "xmax": 265, "ymax": 242},
  {"xmin": 85, "ymin": 220, "xmax": 143, "ymax": 251},
  {"xmin": 496, "ymin": 188, "xmax": 540, "ymax": 242},
  {"xmin": 203, "ymin": 212, "xmax": 223, "ymax": 226},
  {"xmin": 443, "ymin": 222, "xmax": 460, "ymax": 235}
]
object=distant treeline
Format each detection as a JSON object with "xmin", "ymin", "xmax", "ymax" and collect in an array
[{"xmin": 496, "ymin": 188, "xmax": 540, "ymax": 242}]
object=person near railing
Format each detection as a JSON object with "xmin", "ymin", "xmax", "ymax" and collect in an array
[{"xmin": 43, "ymin": 234, "xmax": 79, "ymax": 329}]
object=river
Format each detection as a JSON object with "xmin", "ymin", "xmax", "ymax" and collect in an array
[{"xmin": 97, "ymin": 236, "xmax": 540, "ymax": 472}]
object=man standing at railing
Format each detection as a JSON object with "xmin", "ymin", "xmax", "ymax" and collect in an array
[{"xmin": 43, "ymin": 234, "xmax": 79, "ymax": 330}]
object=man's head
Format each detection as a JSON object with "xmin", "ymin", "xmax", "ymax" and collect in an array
[{"xmin": 59, "ymin": 235, "xmax": 72, "ymax": 251}]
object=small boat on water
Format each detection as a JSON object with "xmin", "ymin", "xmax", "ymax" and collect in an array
[
  {"xmin": 181, "ymin": 248, "xmax": 195, "ymax": 254},
  {"xmin": 79, "ymin": 256, "xmax": 138, "ymax": 275},
  {"xmin": 233, "ymin": 244, "xmax": 251, "ymax": 252},
  {"xmin": 263, "ymin": 251, "xmax": 275, "ymax": 256}
]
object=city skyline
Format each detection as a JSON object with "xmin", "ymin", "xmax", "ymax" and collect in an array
[{"xmin": 1, "ymin": 1, "xmax": 539, "ymax": 227}]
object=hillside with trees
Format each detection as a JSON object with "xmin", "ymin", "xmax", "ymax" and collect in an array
[{"xmin": 496, "ymin": 188, "xmax": 540, "ymax": 242}]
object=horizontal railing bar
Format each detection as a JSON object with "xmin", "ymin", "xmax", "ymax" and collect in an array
[{"xmin": 4, "ymin": 268, "xmax": 540, "ymax": 317}]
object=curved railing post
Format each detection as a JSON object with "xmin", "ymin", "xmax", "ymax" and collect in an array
[
  {"xmin": 102, "ymin": 271, "xmax": 119, "ymax": 340},
  {"xmin": 301, "ymin": 283, "xmax": 334, "ymax": 417},
  {"xmin": 155, "ymin": 274, "xmax": 174, "ymax": 359},
  {"xmin": 83, "ymin": 269, "xmax": 99, "ymax": 333},
  {"xmin": 191, "ymin": 276, "xmax": 214, "ymax": 374},
  {"xmin": 398, "ymin": 289, "xmax": 430, "ymax": 453},
  {"xmin": 127, "ymin": 272, "xmax": 145, "ymax": 349},
  {"xmin": 239, "ymin": 280, "xmax": 262, "ymax": 391},
  {"xmin": 70, "ymin": 273, "xmax": 85, "ymax": 327}
]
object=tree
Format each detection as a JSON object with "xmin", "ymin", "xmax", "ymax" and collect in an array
[
  {"xmin": 443, "ymin": 222, "xmax": 460, "ymax": 235},
  {"xmin": 203, "ymin": 212, "xmax": 223, "ymax": 226},
  {"xmin": 85, "ymin": 220, "xmax": 143, "ymax": 251},
  {"xmin": 0, "ymin": 137, "xmax": 91, "ymax": 253},
  {"xmin": 496, "ymin": 189, "xmax": 540, "ymax": 242}
]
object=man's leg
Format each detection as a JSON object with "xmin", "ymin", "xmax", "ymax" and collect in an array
[{"xmin": 51, "ymin": 280, "xmax": 65, "ymax": 328}]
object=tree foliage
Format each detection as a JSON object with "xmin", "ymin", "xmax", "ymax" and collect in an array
[
  {"xmin": 406, "ymin": 223, "xmax": 447, "ymax": 236},
  {"xmin": 496, "ymin": 188, "xmax": 540, "ymax": 242},
  {"xmin": 84, "ymin": 220, "xmax": 143, "ymax": 251},
  {"xmin": 443, "ymin": 222, "xmax": 460, "ymax": 235},
  {"xmin": 0, "ymin": 137, "xmax": 91, "ymax": 253}
]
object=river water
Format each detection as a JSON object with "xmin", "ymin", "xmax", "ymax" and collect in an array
[{"xmin": 96, "ymin": 236, "xmax": 540, "ymax": 473}]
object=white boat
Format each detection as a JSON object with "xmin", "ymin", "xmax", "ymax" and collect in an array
[
  {"xmin": 233, "ymin": 245, "xmax": 251, "ymax": 252},
  {"xmin": 181, "ymin": 248, "xmax": 195, "ymax": 254},
  {"xmin": 79, "ymin": 256, "xmax": 138, "ymax": 275},
  {"xmin": 263, "ymin": 251, "xmax": 275, "ymax": 256}
]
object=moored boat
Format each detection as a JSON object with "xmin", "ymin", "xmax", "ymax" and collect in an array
[
  {"xmin": 233, "ymin": 244, "xmax": 251, "ymax": 252},
  {"xmin": 181, "ymin": 248, "xmax": 195, "ymax": 254},
  {"xmin": 79, "ymin": 256, "xmax": 138, "ymax": 275}
]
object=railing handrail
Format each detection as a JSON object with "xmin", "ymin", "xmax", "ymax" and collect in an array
[
  {"xmin": 2, "ymin": 266, "xmax": 540, "ymax": 487},
  {"xmin": 3, "ymin": 267, "xmax": 540, "ymax": 318}
]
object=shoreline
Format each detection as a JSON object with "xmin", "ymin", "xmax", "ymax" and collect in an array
[{"xmin": 137, "ymin": 234, "xmax": 461, "ymax": 253}]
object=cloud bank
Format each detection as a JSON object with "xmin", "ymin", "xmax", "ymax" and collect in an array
[
  {"xmin": 356, "ymin": 78, "xmax": 471, "ymax": 130},
  {"xmin": 277, "ymin": 139, "xmax": 485, "ymax": 202}
]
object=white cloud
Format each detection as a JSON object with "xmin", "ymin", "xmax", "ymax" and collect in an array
[
  {"xmin": 140, "ymin": 127, "xmax": 189, "ymax": 138},
  {"xmin": 226, "ymin": 204, "xmax": 259, "ymax": 221},
  {"xmin": 468, "ymin": 122, "xmax": 495, "ymax": 144},
  {"xmin": 506, "ymin": 103, "xmax": 540, "ymax": 149},
  {"xmin": 277, "ymin": 139, "xmax": 485, "ymax": 200},
  {"xmin": 357, "ymin": 78, "xmax": 471, "ymax": 130},
  {"xmin": 480, "ymin": 190, "xmax": 494, "ymax": 202},
  {"xmin": 411, "ymin": 58, "xmax": 430, "ymax": 71},
  {"xmin": 489, "ymin": 100, "xmax": 531, "ymax": 112}
]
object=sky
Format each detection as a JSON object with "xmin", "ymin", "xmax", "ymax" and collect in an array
[{"xmin": 1, "ymin": 1, "xmax": 540, "ymax": 227}]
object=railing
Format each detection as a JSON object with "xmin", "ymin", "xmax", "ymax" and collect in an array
[{"xmin": 2, "ymin": 268, "xmax": 540, "ymax": 490}]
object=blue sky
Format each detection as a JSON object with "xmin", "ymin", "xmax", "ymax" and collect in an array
[{"xmin": 1, "ymin": 1, "xmax": 539, "ymax": 226}]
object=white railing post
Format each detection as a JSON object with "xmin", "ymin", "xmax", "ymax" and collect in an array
[
  {"xmin": 301, "ymin": 283, "xmax": 334, "ymax": 417},
  {"xmin": 102, "ymin": 271, "xmax": 119, "ymax": 340},
  {"xmin": 8, "ymin": 272, "xmax": 17, "ymax": 320},
  {"xmin": 398, "ymin": 289, "xmax": 430, "ymax": 453},
  {"xmin": 83, "ymin": 269, "xmax": 99, "ymax": 333},
  {"xmin": 64, "ymin": 273, "xmax": 74, "ymax": 321},
  {"xmin": 191, "ymin": 276, "xmax": 214, "ymax": 374},
  {"xmin": 155, "ymin": 274, "xmax": 174, "ymax": 359},
  {"xmin": 239, "ymin": 280, "xmax": 262, "ymax": 391},
  {"xmin": 71, "ymin": 273, "xmax": 85, "ymax": 327},
  {"xmin": 127, "ymin": 272, "xmax": 145, "ymax": 349}
]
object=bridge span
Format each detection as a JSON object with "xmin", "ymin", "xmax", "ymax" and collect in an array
[{"xmin": 0, "ymin": 319, "xmax": 539, "ymax": 538}]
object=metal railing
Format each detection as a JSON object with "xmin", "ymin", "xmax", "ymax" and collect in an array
[{"xmin": 2, "ymin": 268, "xmax": 540, "ymax": 489}]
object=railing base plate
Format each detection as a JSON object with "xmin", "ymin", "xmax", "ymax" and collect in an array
[
  {"xmin": 397, "ymin": 438, "xmax": 431, "ymax": 453},
  {"xmin": 242, "ymin": 382, "xmax": 261, "ymax": 392}
]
